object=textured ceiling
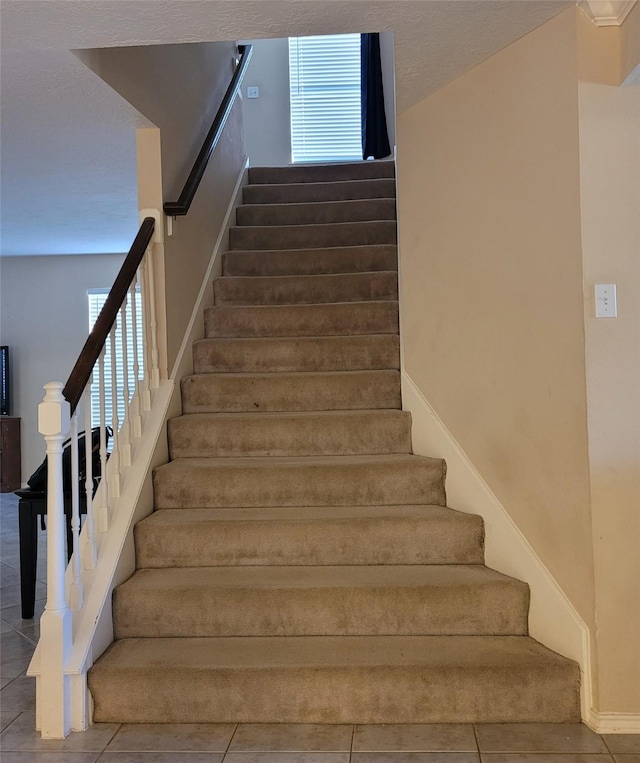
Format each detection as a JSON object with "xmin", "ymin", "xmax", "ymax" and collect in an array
[
  {"xmin": 0, "ymin": 0, "xmax": 570, "ymax": 256},
  {"xmin": 0, "ymin": 48, "xmax": 149, "ymax": 255}
]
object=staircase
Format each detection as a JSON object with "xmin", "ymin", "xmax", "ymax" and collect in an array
[{"xmin": 87, "ymin": 160, "xmax": 580, "ymax": 724}]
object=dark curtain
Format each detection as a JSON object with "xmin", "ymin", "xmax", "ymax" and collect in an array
[{"xmin": 361, "ymin": 33, "xmax": 391, "ymax": 160}]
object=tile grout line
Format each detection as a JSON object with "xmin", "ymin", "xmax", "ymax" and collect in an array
[
  {"xmin": 600, "ymin": 733, "xmax": 615, "ymax": 757},
  {"xmin": 1, "ymin": 710, "xmax": 29, "ymax": 739},
  {"xmin": 221, "ymin": 722, "xmax": 239, "ymax": 762},
  {"xmin": 472, "ymin": 722, "xmax": 482, "ymax": 762},
  {"xmin": 1, "ymin": 621, "xmax": 39, "ymax": 646},
  {"xmin": 0, "ymin": 674, "xmax": 22, "ymax": 693}
]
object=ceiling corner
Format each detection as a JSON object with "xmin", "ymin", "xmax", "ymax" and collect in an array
[{"xmin": 578, "ymin": 0, "xmax": 637, "ymax": 26}]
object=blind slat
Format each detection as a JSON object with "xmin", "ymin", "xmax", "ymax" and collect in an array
[
  {"xmin": 289, "ymin": 34, "xmax": 362, "ymax": 164},
  {"xmin": 88, "ymin": 290, "xmax": 144, "ymax": 430}
]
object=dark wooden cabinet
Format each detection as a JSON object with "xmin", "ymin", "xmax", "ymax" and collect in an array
[{"xmin": 0, "ymin": 417, "xmax": 21, "ymax": 492}]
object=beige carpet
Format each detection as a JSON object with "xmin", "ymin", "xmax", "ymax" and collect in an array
[{"xmin": 88, "ymin": 159, "xmax": 580, "ymax": 724}]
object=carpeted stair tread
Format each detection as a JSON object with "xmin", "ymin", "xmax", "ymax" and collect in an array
[
  {"xmin": 236, "ymin": 199, "xmax": 396, "ymax": 226},
  {"xmin": 153, "ymin": 453, "xmax": 446, "ymax": 509},
  {"xmin": 88, "ymin": 635, "xmax": 580, "ymax": 723},
  {"xmin": 213, "ymin": 271, "xmax": 398, "ymax": 306},
  {"xmin": 90, "ymin": 158, "xmax": 579, "ymax": 725},
  {"xmin": 205, "ymin": 301, "xmax": 399, "ymax": 338},
  {"xmin": 222, "ymin": 245, "xmax": 398, "ymax": 277},
  {"xmin": 229, "ymin": 220, "xmax": 396, "ymax": 250},
  {"xmin": 180, "ymin": 369, "xmax": 401, "ymax": 413},
  {"xmin": 243, "ymin": 178, "xmax": 396, "ymax": 205},
  {"xmin": 193, "ymin": 334, "xmax": 400, "ymax": 374},
  {"xmin": 167, "ymin": 409, "xmax": 412, "ymax": 458},
  {"xmin": 134, "ymin": 505, "xmax": 485, "ymax": 568},
  {"xmin": 248, "ymin": 160, "xmax": 395, "ymax": 184},
  {"xmin": 113, "ymin": 564, "xmax": 529, "ymax": 639}
]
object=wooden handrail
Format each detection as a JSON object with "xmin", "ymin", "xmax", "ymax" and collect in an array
[
  {"xmin": 163, "ymin": 44, "xmax": 253, "ymax": 217},
  {"xmin": 63, "ymin": 217, "xmax": 155, "ymax": 413},
  {"xmin": 63, "ymin": 46, "xmax": 251, "ymax": 410}
]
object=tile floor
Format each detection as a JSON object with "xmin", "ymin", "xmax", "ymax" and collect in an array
[{"xmin": 1, "ymin": 492, "xmax": 639, "ymax": 763}]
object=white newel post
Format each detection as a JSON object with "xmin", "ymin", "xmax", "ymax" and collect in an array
[{"xmin": 38, "ymin": 381, "xmax": 73, "ymax": 738}]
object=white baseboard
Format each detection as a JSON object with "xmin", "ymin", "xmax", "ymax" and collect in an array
[
  {"xmin": 401, "ymin": 370, "xmax": 595, "ymax": 723},
  {"xmin": 588, "ymin": 711, "xmax": 640, "ymax": 734}
]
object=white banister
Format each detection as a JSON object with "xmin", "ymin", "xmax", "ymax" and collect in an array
[
  {"xmin": 109, "ymin": 329, "xmax": 121, "ymax": 499},
  {"xmin": 145, "ymin": 249, "xmax": 161, "ymax": 389},
  {"xmin": 83, "ymin": 387, "xmax": 97, "ymax": 570},
  {"xmin": 68, "ymin": 412, "xmax": 83, "ymax": 611},
  {"xmin": 129, "ymin": 278, "xmax": 143, "ymax": 439},
  {"xmin": 96, "ymin": 349, "xmax": 109, "ymax": 533},
  {"xmin": 38, "ymin": 381, "xmax": 73, "ymax": 738},
  {"xmin": 119, "ymin": 300, "xmax": 132, "ymax": 467},
  {"xmin": 32, "ymin": 209, "xmax": 170, "ymax": 739},
  {"xmin": 139, "ymin": 262, "xmax": 152, "ymax": 412}
]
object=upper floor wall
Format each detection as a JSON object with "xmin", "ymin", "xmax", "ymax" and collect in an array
[{"xmin": 238, "ymin": 32, "xmax": 396, "ymax": 167}]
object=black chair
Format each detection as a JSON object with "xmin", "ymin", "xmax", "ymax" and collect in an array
[
  {"xmin": 16, "ymin": 427, "xmax": 108, "ymax": 619},
  {"xmin": 16, "ymin": 488, "xmax": 87, "ymax": 619}
]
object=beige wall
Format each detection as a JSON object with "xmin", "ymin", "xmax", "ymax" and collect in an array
[
  {"xmin": 397, "ymin": 4, "xmax": 640, "ymax": 716},
  {"xmin": 240, "ymin": 38, "xmax": 292, "ymax": 167},
  {"xmin": 79, "ymin": 42, "xmax": 246, "ymax": 369},
  {"xmin": 0, "ymin": 254, "xmax": 124, "ymax": 482},
  {"xmin": 397, "ymin": 4, "xmax": 598, "ymax": 684},
  {"xmin": 578, "ymin": 13, "xmax": 621, "ymax": 85},
  {"xmin": 621, "ymin": 0, "xmax": 640, "ymax": 81},
  {"xmin": 398, "ymin": 7, "xmax": 595, "ymax": 620},
  {"xmin": 578, "ymin": 12, "xmax": 640, "ymax": 714}
]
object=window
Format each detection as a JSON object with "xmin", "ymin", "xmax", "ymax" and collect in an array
[
  {"xmin": 289, "ymin": 33, "xmax": 362, "ymax": 163},
  {"xmin": 87, "ymin": 289, "xmax": 144, "ymax": 429}
]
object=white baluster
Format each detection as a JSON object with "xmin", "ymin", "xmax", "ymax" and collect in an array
[
  {"xmin": 108, "ymin": 328, "xmax": 121, "ymax": 499},
  {"xmin": 129, "ymin": 278, "xmax": 143, "ymax": 438},
  {"xmin": 83, "ymin": 385, "xmax": 97, "ymax": 569},
  {"xmin": 69, "ymin": 412, "xmax": 83, "ymax": 611},
  {"xmin": 38, "ymin": 381, "xmax": 72, "ymax": 739},
  {"xmin": 139, "ymin": 262, "xmax": 152, "ymax": 412},
  {"xmin": 145, "ymin": 247, "xmax": 160, "ymax": 389},
  {"xmin": 119, "ymin": 300, "xmax": 132, "ymax": 467},
  {"xmin": 96, "ymin": 348, "xmax": 109, "ymax": 532}
]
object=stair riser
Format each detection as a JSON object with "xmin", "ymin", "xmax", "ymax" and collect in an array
[
  {"xmin": 114, "ymin": 580, "xmax": 529, "ymax": 639},
  {"xmin": 222, "ymin": 246, "xmax": 398, "ymax": 277},
  {"xmin": 243, "ymin": 178, "xmax": 396, "ymax": 204},
  {"xmin": 236, "ymin": 199, "xmax": 396, "ymax": 227},
  {"xmin": 135, "ymin": 513, "xmax": 485, "ymax": 568},
  {"xmin": 193, "ymin": 336, "xmax": 400, "ymax": 374},
  {"xmin": 181, "ymin": 371, "xmax": 402, "ymax": 413},
  {"xmin": 153, "ymin": 458, "xmax": 446, "ymax": 510},
  {"xmin": 248, "ymin": 161, "xmax": 395, "ymax": 184},
  {"xmin": 90, "ymin": 664, "xmax": 580, "ymax": 724},
  {"xmin": 91, "ymin": 154, "xmax": 582, "ymax": 727},
  {"xmin": 205, "ymin": 302, "xmax": 399, "ymax": 338},
  {"xmin": 229, "ymin": 221, "xmax": 397, "ymax": 250},
  {"xmin": 214, "ymin": 272, "xmax": 398, "ymax": 306},
  {"xmin": 168, "ymin": 412, "xmax": 412, "ymax": 459}
]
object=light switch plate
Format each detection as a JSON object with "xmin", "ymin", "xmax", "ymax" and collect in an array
[
  {"xmin": 247, "ymin": 86, "xmax": 259, "ymax": 99},
  {"xmin": 595, "ymin": 284, "xmax": 617, "ymax": 318}
]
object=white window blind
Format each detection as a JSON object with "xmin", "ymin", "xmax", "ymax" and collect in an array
[
  {"xmin": 289, "ymin": 34, "xmax": 362, "ymax": 163},
  {"xmin": 87, "ymin": 289, "xmax": 144, "ymax": 429}
]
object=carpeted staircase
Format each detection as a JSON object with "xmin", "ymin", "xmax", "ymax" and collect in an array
[{"xmin": 88, "ymin": 160, "xmax": 580, "ymax": 723}]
